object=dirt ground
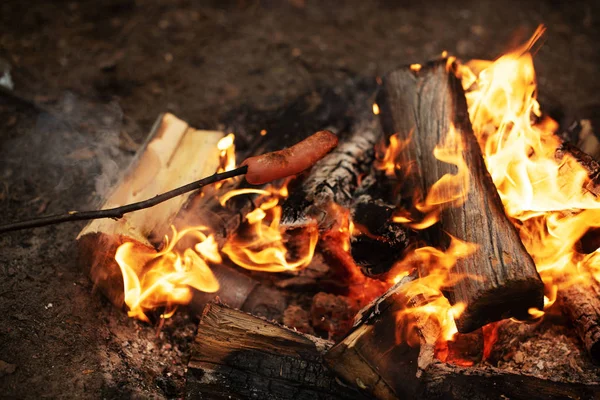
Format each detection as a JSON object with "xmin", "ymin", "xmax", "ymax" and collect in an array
[{"xmin": 1, "ymin": 0, "xmax": 599, "ymax": 398}]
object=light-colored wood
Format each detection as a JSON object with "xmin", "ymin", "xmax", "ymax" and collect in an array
[
  {"xmin": 377, "ymin": 60, "xmax": 544, "ymax": 332},
  {"xmin": 78, "ymin": 113, "xmax": 224, "ymax": 245},
  {"xmin": 77, "ymin": 113, "xmax": 224, "ymax": 307}
]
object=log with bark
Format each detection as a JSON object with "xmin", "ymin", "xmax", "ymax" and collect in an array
[
  {"xmin": 376, "ymin": 59, "xmax": 544, "ymax": 333},
  {"xmin": 186, "ymin": 302, "xmax": 370, "ymax": 400}
]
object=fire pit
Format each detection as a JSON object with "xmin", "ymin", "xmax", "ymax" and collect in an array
[
  {"xmin": 1, "ymin": 2, "xmax": 599, "ymax": 399},
  {"xmin": 66, "ymin": 26, "xmax": 600, "ymax": 399}
]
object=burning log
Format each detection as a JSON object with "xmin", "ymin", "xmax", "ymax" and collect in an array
[
  {"xmin": 186, "ymin": 302, "xmax": 370, "ymax": 400},
  {"xmin": 377, "ymin": 59, "xmax": 544, "ymax": 333},
  {"xmin": 325, "ymin": 274, "xmax": 599, "ymax": 400},
  {"xmin": 77, "ymin": 113, "xmax": 224, "ymax": 309},
  {"xmin": 280, "ymin": 107, "xmax": 383, "ymax": 229}
]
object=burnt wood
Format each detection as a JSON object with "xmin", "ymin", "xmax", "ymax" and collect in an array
[
  {"xmin": 280, "ymin": 105, "xmax": 382, "ymax": 230},
  {"xmin": 350, "ymin": 195, "xmax": 412, "ymax": 277},
  {"xmin": 419, "ymin": 361, "xmax": 600, "ymax": 400},
  {"xmin": 376, "ymin": 60, "xmax": 544, "ymax": 332},
  {"xmin": 557, "ymin": 277, "xmax": 600, "ymax": 363},
  {"xmin": 186, "ymin": 302, "xmax": 370, "ymax": 400}
]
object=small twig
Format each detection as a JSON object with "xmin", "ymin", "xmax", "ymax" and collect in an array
[{"xmin": 0, "ymin": 166, "xmax": 248, "ymax": 234}]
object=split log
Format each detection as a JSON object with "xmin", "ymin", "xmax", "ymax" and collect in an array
[
  {"xmin": 377, "ymin": 59, "xmax": 544, "ymax": 332},
  {"xmin": 350, "ymin": 195, "xmax": 412, "ymax": 277},
  {"xmin": 557, "ymin": 277, "xmax": 600, "ymax": 363},
  {"xmin": 186, "ymin": 302, "xmax": 370, "ymax": 400},
  {"xmin": 77, "ymin": 113, "xmax": 224, "ymax": 308},
  {"xmin": 324, "ymin": 274, "xmax": 439, "ymax": 400},
  {"xmin": 418, "ymin": 361, "xmax": 600, "ymax": 400}
]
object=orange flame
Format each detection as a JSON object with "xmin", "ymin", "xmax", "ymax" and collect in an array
[
  {"xmin": 115, "ymin": 226, "xmax": 220, "ymax": 322},
  {"xmin": 393, "ymin": 236, "xmax": 477, "ymax": 346}
]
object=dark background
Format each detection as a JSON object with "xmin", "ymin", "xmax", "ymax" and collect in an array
[{"xmin": 1, "ymin": 0, "xmax": 598, "ymax": 398}]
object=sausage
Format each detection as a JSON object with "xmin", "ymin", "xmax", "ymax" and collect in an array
[{"xmin": 242, "ymin": 130, "xmax": 339, "ymax": 185}]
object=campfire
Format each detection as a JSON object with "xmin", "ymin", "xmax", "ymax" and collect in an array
[{"xmin": 71, "ymin": 26, "xmax": 600, "ymax": 399}]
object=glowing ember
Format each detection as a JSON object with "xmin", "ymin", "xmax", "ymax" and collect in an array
[{"xmin": 372, "ymin": 103, "xmax": 380, "ymax": 115}]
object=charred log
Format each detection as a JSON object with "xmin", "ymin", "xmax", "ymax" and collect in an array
[
  {"xmin": 377, "ymin": 60, "xmax": 544, "ymax": 333},
  {"xmin": 186, "ymin": 302, "xmax": 369, "ymax": 400},
  {"xmin": 280, "ymin": 103, "xmax": 382, "ymax": 230}
]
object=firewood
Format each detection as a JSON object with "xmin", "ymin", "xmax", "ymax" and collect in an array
[
  {"xmin": 377, "ymin": 59, "xmax": 544, "ymax": 333},
  {"xmin": 418, "ymin": 361, "xmax": 600, "ymax": 400},
  {"xmin": 324, "ymin": 274, "xmax": 440, "ymax": 400},
  {"xmin": 77, "ymin": 113, "xmax": 224, "ymax": 308},
  {"xmin": 557, "ymin": 277, "xmax": 600, "ymax": 363},
  {"xmin": 186, "ymin": 302, "xmax": 370, "ymax": 400},
  {"xmin": 280, "ymin": 107, "xmax": 382, "ymax": 229},
  {"xmin": 552, "ymin": 142, "xmax": 600, "ymax": 362},
  {"xmin": 555, "ymin": 141, "xmax": 600, "ymax": 197}
]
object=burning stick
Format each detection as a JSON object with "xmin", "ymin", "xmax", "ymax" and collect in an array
[
  {"xmin": 377, "ymin": 59, "xmax": 544, "ymax": 333},
  {"xmin": 186, "ymin": 302, "xmax": 370, "ymax": 400}
]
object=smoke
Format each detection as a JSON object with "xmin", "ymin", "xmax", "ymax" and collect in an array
[{"xmin": 0, "ymin": 91, "xmax": 136, "ymax": 213}]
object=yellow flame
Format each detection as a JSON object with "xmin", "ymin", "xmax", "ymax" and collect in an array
[
  {"xmin": 217, "ymin": 133, "xmax": 236, "ymax": 173},
  {"xmin": 114, "ymin": 132, "xmax": 318, "ymax": 322}
]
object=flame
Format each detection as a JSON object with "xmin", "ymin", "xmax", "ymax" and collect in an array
[
  {"xmin": 458, "ymin": 24, "xmax": 600, "ymax": 314},
  {"xmin": 114, "ymin": 134, "xmax": 317, "ymax": 321},
  {"xmin": 217, "ymin": 133, "xmax": 236, "ymax": 173},
  {"xmin": 221, "ymin": 180, "xmax": 318, "ymax": 272},
  {"xmin": 392, "ymin": 236, "xmax": 477, "ymax": 347},
  {"xmin": 115, "ymin": 226, "xmax": 220, "ymax": 322}
]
